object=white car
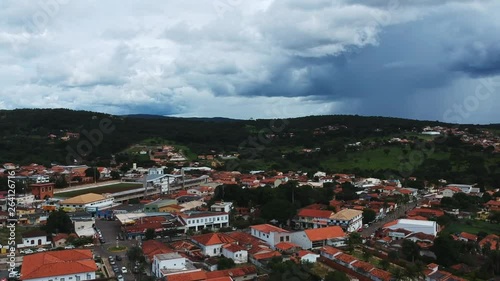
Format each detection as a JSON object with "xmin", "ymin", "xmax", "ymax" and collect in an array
[
  {"xmin": 121, "ymin": 267, "xmax": 127, "ymax": 273},
  {"xmin": 64, "ymin": 245, "xmax": 75, "ymax": 249},
  {"xmin": 117, "ymin": 275, "xmax": 124, "ymax": 281},
  {"xmin": 37, "ymin": 248, "xmax": 47, "ymax": 252},
  {"xmin": 24, "ymin": 249, "xmax": 34, "ymax": 254}
]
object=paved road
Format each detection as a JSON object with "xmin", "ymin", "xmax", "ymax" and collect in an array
[
  {"xmin": 360, "ymin": 198, "xmax": 423, "ymax": 237},
  {"xmin": 94, "ymin": 220, "xmax": 139, "ymax": 281}
]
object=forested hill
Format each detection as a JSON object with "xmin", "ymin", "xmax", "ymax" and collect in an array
[{"xmin": 1, "ymin": 108, "xmax": 499, "ymax": 186}]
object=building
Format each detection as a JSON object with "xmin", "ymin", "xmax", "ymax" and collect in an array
[
  {"xmin": 222, "ymin": 244, "xmax": 248, "ymax": 264},
  {"xmin": 250, "ymin": 224, "xmax": 291, "ymax": 249},
  {"xmin": 292, "ymin": 226, "xmax": 346, "ymax": 249},
  {"xmin": 178, "ymin": 212, "xmax": 229, "ymax": 232},
  {"xmin": 20, "ymin": 249, "xmax": 97, "ymax": 281},
  {"xmin": 190, "ymin": 233, "xmax": 236, "ymax": 257},
  {"xmin": 205, "ymin": 266, "xmax": 258, "ymax": 281},
  {"xmin": 144, "ymin": 199, "xmax": 178, "ymax": 213},
  {"xmin": 296, "ymin": 250, "xmax": 320, "ymax": 263},
  {"xmin": 294, "ymin": 209, "xmax": 334, "ymax": 229},
  {"xmin": 30, "ymin": 183, "xmax": 55, "ymax": 200},
  {"xmin": 383, "ymin": 219, "xmax": 438, "ymax": 237},
  {"xmin": 152, "ymin": 252, "xmax": 191, "ymax": 278},
  {"xmin": 329, "ymin": 209, "xmax": 363, "ymax": 232},
  {"xmin": 59, "ymin": 193, "xmax": 113, "ymax": 211},
  {"xmin": 210, "ymin": 201, "xmax": 233, "ymax": 213},
  {"xmin": 142, "ymin": 240, "xmax": 174, "ymax": 262},
  {"xmin": 72, "ymin": 217, "xmax": 96, "ymax": 237},
  {"xmin": 21, "ymin": 230, "xmax": 50, "ymax": 248}
]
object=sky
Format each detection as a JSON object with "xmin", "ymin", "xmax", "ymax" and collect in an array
[{"xmin": 1, "ymin": 0, "xmax": 500, "ymax": 123}]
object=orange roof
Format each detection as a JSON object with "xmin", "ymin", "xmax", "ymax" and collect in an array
[
  {"xmin": 251, "ymin": 224, "xmax": 288, "ymax": 234},
  {"xmin": 205, "ymin": 266, "xmax": 257, "ymax": 279},
  {"xmin": 167, "ymin": 270, "xmax": 207, "ymax": 281},
  {"xmin": 459, "ymin": 232, "xmax": 477, "ymax": 241},
  {"xmin": 383, "ymin": 220, "xmax": 398, "ymax": 228},
  {"xmin": 142, "ymin": 240, "xmax": 173, "ymax": 261},
  {"xmin": 407, "ymin": 215, "xmax": 428, "ymax": 221},
  {"xmin": 222, "ymin": 243, "xmax": 245, "ymax": 253},
  {"xmin": 191, "ymin": 233, "xmax": 236, "ymax": 246},
  {"xmin": 370, "ymin": 268, "xmax": 392, "ymax": 281},
  {"xmin": 21, "ymin": 249, "xmax": 97, "ymax": 280},
  {"xmin": 479, "ymin": 234, "xmax": 499, "ymax": 250},
  {"xmin": 297, "ymin": 250, "xmax": 316, "ymax": 258},
  {"xmin": 352, "ymin": 260, "xmax": 375, "ymax": 272},
  {"xmin": 206, "ymin": 277, "xmax": 232, "ymax": 281},
  {"xmin": 304, "ymin": 226, "xmax": 345, "ymax": 241},
  {"xmin": 320, "ymin": 246, "xmax": 343, "ymax": 256},
  {"xmin": 335, "ymin": 253, "xmax": 357, "ymax": 264},
  {"xmin": 253, "ymin": 251, "xmax": 281, "ymax": 260},
  {"xmin": 297, "ymin": 208, "xmax": 333, "ymax": 218},
  {"xmin": 275, "ymin": 242, "xmax": 299, "ymax": 251},
  {"xmin": 427, "ymin": 263, "xmax": 439, "ymax": 269}
]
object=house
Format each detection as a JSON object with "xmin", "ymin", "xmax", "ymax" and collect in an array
[
  {"xmin": 144, "ymin": 199, "xmax": 178, "ymax": 212},
  {"xmin": 21, "ymin": 230, "xmax": 50, "ymax": 248},
  {"xmin": 441, "ymin": 187, "xmax": 462, "ymax": 198},
  {"xmin": 222, "ymin": 244, "xmax": 248, "ymax": 264},
  {"xmin": 296, "ymin": 250, "xmax": 320, "ymax": 263},
  {"xmin": 191, "ymin": 233, "xmax": 236, "ymax": 257},
  {"xmin": 20, "ymin": 249, "xmax": 97, "ymax": 281},
  {"xmin": 329, "ymin": 209, "xmax": 363, "ymax": 232},
  {"xmin": 407, "ymin": 208, "xmax": 444, "ymax": 219},
  {"xmin": 320, "ymin": 246, "xmax": 343, "ymax": 260},
  {"xmin": 250, "ymin": 224, "xmax": 291, "ymax": 249},
  {"xmin": 458, "ymin": 232, "xmax": 478, "ymax": 242},
  {"xmin": 152, "ymin": 252, "xmax": 192, "ymax": 278},
  {"xmin": 205, "ymin": 266, "xmax": 258, "ymax": 281},
  {"xmin": 52, "ymin": 233, "xmax": 76, "ymax": 248},
  {"xmin": 484, "ymin": 199, "xmax": 500, "ymax": 212},
  {"xmin": 142, "ymin": 240, "xmax": 174, "ymax": 262},
  {"xmin": 179, "ymin": 212, "xmax": 229, "ymax": 232},
  {"xmin": 294, "ymin": 209, "xmax": 334, "ymax": 229},
  {"xmin": 59, "ymin": 193, "xmax": 114, "ymax": 211},
  {"xmin": 352, "ymin": 260, "xmax": 375, "ymax": 275},
  {"xmin": 210, "ymin": 201, "xmax": 233, "ymax": 213},
  {"xmin": 479, "ymin": 234, "xmax": 499, "ymax": 250},
  {"xmin": 30, "ymin": 183, "xmax": 55, "ymax": 199},
  {"xmin": 292, "ymin": 226, "xmax": 346, "ymax": 249}
]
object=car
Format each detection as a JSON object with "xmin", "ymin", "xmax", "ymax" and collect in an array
[
  {"xmin": 121, "ymin": 267, "xmax": 127, "ymax": 273},
  {"xmin": 132, "ymin": 266, "xmax": 139, "ymax": 274},
  {"xmin": 37, "ymin": 248, "xmax": 47, "ymax": 252},
  {"xmin": 113, "ymin": 266, "xmax": 119, "ymax": 273},
  {"xmin": 108, "ymin": 256, "xmax": 114, "ymax": 261},
  {"xmin": 24, "ymin": 249, "xmax": 34, "ymax": 254},
  {"xmin": 116, "ymin": 275, "xmax": 124, "ymax": 281},
  {"xmin": 115, "ymin": 255, "xmax": 122, "ymax": 261},
  {"xmin": 110, "ymin": 260, "xmax": 116, "ymax": 265}
]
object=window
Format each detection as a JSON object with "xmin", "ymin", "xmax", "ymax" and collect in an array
[
  {"xmin": 76, "ymin": 276, "xmax": 81, "ymax": 281},
  {"xmin": 86, "ymin": 274, "xmax": 91, "ymax": 280},
  {"xmin": 214, "ymin": 248, "xmax": 217, "ymax": 254},
  {"xmin": 280, "ymin": 237, "xmax": 284, "ymax": 242},
  {"xmin": 61, "ymin": 278, "xmax": 65, "ymax": 281}
]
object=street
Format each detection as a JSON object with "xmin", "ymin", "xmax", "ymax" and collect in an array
[
  {"xmin": 94, "ymin": 219, "xmax": 140, "ymax": 281},
  {"xmin": 360, "ymin": 197, "xmax": 422, "ymax": 237}
]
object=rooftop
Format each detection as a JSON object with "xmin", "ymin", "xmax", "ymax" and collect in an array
[
  {"xmin": 304, "ymin": 226, "xmax": 345, "ymax": 241},
  {"xmin": 191, "ymin": 233, "xmax": 236, "ymax": 246},
  {"xmin": 60, "ymin": 193, "xmax": 107, "ymax": 205},
  {"xmin": 330, "ymin": 208, "xmax": 362, "ymax": 220},
  {"xmin": 250, "ymin": 224, "xmax": 288, "ymax": 234}
]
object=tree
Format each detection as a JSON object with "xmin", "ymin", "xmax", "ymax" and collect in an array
[
  {"xmin": 110, "ymin": 171, "xmax": 121, "ymax": 180},
  {"xmin": 388, "ymin": 250, "xmax": 400, "ymax": 261},
  {"xmin": 127, "ymin": 246, "xmax": 145, "ymax": 264},
  {"xmin": 324, "ymin": 271, "xmax": 349, "ymax": 281},
  {"xmin": 43, "ymin": 209, "xmax": 74, "ymax": 234},
  {"xmin": 488, "ymin": 211, "xmax": 500, "ymax": 223},
  {"xmin": 362, "ymin": 247, "xmax": 372, "ymax": 261},
  {"xmin": 379, "ymin": 259, "xmax": 390, "ymax": 270},
  {"xmin": 217, "ymin": 257, "xmax": 235, "ymax": 270},
  {"xmin": 260, "ymin": 199, "xmax": 296, "ymax": 224},
  {"xmin": 85, "ymin": 167, "xmax": 100, "ymax": 181},
  {"xmin": 54, "ymin": 177, "xmax": 68, "ymax": 189},
  {"xmin": 144, "ymin": 228, "xmax": 155, "ymax": 240},
  {"xmin": 362, "ymin": 208, "xmax": 376, "ymax": 224},
  {"xmin": 402, "ymin": 240, "xmax": 420, "ymax": 262},
  {"xmin": 431, "ymin": 235, "xmax": 460, "ymax": 266}
]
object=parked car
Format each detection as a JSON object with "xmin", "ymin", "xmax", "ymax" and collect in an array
[
  {"xmin": 113, "ymin": 266, "xmax": 119, "ymax": 273},
  {"xmin": 37, "ymin": 248, "xmax": 47, "ymax": 252},
  {"xmin": 110, "ymin": 260, "xmax": 116, "ymax": 265},
  {"xmin": 117, "ymin": 275, "xmax": 124, "ymax": 281},
  {"xmin": 64, "ymin": 245, "xmax": 75, "ymax": 249},
  {"xmin": 121, "ymin": 267, "xmax": 127, "ymax": 274},
  {"xmin": 24, "ymin": 249, "xmax": 34, "ymax": 254}
]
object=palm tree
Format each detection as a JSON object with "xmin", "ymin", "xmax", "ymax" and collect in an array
[{"xmin": 391, "ymin": 267, "xmax": 407, "ymax": 281}]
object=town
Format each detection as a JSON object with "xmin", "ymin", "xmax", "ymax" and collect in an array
[{"xmin": 0, "ymin": 154, "xmax": 499, "ymax": 281}]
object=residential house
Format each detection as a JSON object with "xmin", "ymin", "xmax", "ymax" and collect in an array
[
  {"xmin": 21, "ymin": 230, "xmax": 50, "ymax": 248},
  {"xmin": 222, "ymin": 244, "xmax": 248, "ymax": 264},
  {"xmin": 20, "ymin": 249, "xmax": 97, "ymax": 281},
  {"xmin": 250, "ymin": 224, "xmax": 291, "ymax": 249},
  {"xmin": 329, "ymin": 209, "xmax": 363, "ymax": 232},
  {"xmin": 458, "ymin": 232, "xmax": 478, "ymax": 243},
  {"xmin": 190, "ymin": 233, "xmax": 236, "ymax": 257},
  {"xmin": 479, "ymin": 234, "xmax": 499, "ymax": 251},
  {"xmin": 296, "ymin": 250, "xmax": 320, "ymax": 263},
  {"xmin": 294, "ymin": 209, "xmax": 334, "ymax": 229},
  {"xmin": 205, "ymin": 266, "xmax": 258, "ymax": 281},
  {"xmin": 152, "ymin": 252, "xmax": 192, "ymax": 278},
  {"xmin": 292, "ymin": 226, "xmax": 346, "ymax": 249},
  {"xmin": 210, "ymin": 201, "xmax": 233, "ymax": 213},
  {"xmin": 485, "ymin": 199, "xmax": 500, "ymax": 212},
  {"xmin": 320, "ymin": 246, "xmax": 343, "ymax": 260},
  {"xmin": 142, "ymin": 240, "xmax": 174, "ymax": 263}
]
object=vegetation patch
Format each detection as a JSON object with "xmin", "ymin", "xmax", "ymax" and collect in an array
[{"xmin": 56, "ymin": 182, "xmax": 143, "ymax": 198}]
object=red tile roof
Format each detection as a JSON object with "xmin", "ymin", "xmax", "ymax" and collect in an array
[
  {"xmin": 142, "ymin": 240, "xmax": 173, "ymax": 261},
  {"xmin": 205, "ymin": 266, "xmax": 257, "ymax": 279},
  {"xmin": 222, "ymin": 243, "xmax": 245, "ymax": 253},
  {"xmin": 352, "ymin": 260, "xmax": 375, "ymax": 272},
  {"xmin": 304, "ymin": 226, "xmax": 345, "ymax": 241},
  {"xmin": 253, "ymin": 251, "xmax": 281, "ymax": 260},
  {"xmin": 320, "ymin": 246, "xmax": 342, "ymax": 256},
  {"xmin": 21, "ymin": 249, "xmax": 97, "ymax": 280},
  {"xmin": 297, "ymin": 250, "xmax": 316, "ymax": 258},
  {"xmin": 275, "ymin": 242, "xmax": 299, "ymax": 251},
  {"xmin": 167, "ymin": 270, "xmax": 207, "ymax": 281},
  {"xmin": 297, "ymin": 208, "xmax": 333, "ymax": 218},
  {"xmin": 250, "ymin": 224, "xmax": 288, "ymax": 234},
  {"xmin": 191, "ymin": 233, "xmax": 236, "ymax": 246},
  {"xmin": 479, "ymin": 234, "xmax": 499, "ymax": 250},
  {"xmin": 459, "ymin": 232, "xmax": 478, "ymax": 241},
  {"xmin": 335, "ymin": 253, "xmax": 357, "ymax": 264},
  {"xmin": 370, "ymin": 268, "xmax": 392, "ymax": 281}
]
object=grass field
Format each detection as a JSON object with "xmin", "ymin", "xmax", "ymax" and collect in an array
[
  {"xmin": 56, "ymin": 183, "xmax": 143, "ymax": 198},
  {"xmin": 0, "ymin": 226, "xmax": 33, "ymax": 244},
  {"xmin": 441, "ymin": 220, "xmax": 500, "ymax": 236}
]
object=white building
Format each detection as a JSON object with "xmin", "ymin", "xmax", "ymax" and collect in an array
[
  {"xmin": 20, "ymin": 249, "xmax": 97, "ymax": 281},
  {"xmin": 178, "ymin": 212, "xmax": 229, "ymax": 232},
  {"xmin": 292, "ymin": 226, "xmax": 346, "ymax": 249},
  {"xmin": 72, "ymin": 217, "xmax": 96, "ymax": 238},
  {"xmin": 15, "ymin": 194, "xmax": 35, "ymax": 206},
  {"xmin": 297, "ymin": 250, "xmax": 320, "ymax": 263},
  {"xmin": 383, "ymin": 219, "xmax": 438, "ymax": 237},
  {"xmin": 152, "ymin": 253, "xmax": 188, "ymax": 278},
  {"xmin": 190, "ymin": 232, "xmax": 236, "ymax": 257},
  {"xmin": 446, "ymin": 184, "xmax": 473, "ymax": 194},
  {"xmin": 222, "ymin": 244, "xmax": 248, "ymax": 264},
  {"xmin": 330, "ymin": 209, "xmax": 363, "ymax": 232},
  {"xmin": 250, "ymin": 224, "xmax": 291, "ymax": 249},
  {"xmin": 210, "ymin": 201, "xmax": 233, "ymax": 213},
  {"xmin": 21, "ymin": 230, "xmax": 51, "ymax": 248}
]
